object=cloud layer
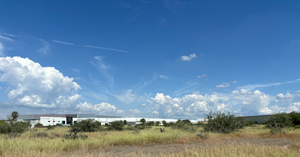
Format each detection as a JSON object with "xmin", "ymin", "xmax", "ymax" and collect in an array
[{"xmin": 181, "ymin": 53, "xmax": 196, "ymax": 61}]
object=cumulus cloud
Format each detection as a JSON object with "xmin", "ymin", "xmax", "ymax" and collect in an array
[
  {"xmin": 159, "ymin": 75, "xmax": 170, "ymax": 79},
  {"xmin": 275, "ymin": 93, "xmax": 294, "ymax": 102},
  {"xmin": 0, "ymin": 56, "xmax": 81, "ymax": 108},
  {"xmin": 295, "ymin": 90, "xmax": 300, "ymax": 94},
  {"xmin": 0, "ymin": 56, "xmax": 124, "ymax": 115},
  {"xmin": 141, "ymin": 103, "xmax": 146, "ymax": 107},
  {"xmin": 148, "ymin": 93, "xmax": 230, "ymax": 118},
  {"xmin": 0, "ymin": 43, "xmax": 4, "ymax": 56},
  {"xmin": 76, "ymin": 102, "xmax": 123, "ymax": 115},
  {"xmin": 181, "ymin": 53, "xmax": 196, "ymax": 61},
  {"xmin": 216, "ymin": 83, "xmax": 230, "ymax": 88},
  {"xmin": 152, "ymin": 111, "xmax": 159, "ymax": 115},
  {"xmin": 52, "ymin": 40, "xmax": 74, "ymax": 45},
  {"xmin": 231, "ymin": 81, "xmax": 237, "ymax": 83},
  {"xmin": 231, "ymin": 89, "xmax": 271, "ymax": 115}
]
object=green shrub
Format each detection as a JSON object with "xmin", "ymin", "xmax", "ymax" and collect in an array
[
  {"xmin": 64, "ymin": 127, "xmax": 88, "ymax": 140},
  {"xmin": 108, "ymin": 121, "xmax": 125, "ymax": 131},
  {"xmin": 156, "ymin": 121, "xmax": 161, "ymax": 126},
  {"xmin": 126, "ymin": 126, "xmax": 135, "ymax": 130},
  {"xmin": 203, "ymin": 111, "xmax": 247, "ymax": 134},
  {"xmin": 34, "ymin": 123, "xmax": 43, "ymax": 128},
  {"xmin": 289, "ymin": 111, "xmax": 300, "ymax": 126},
  {"xmin": 294, "ymin": 125, "xmax": 300, "ymax": 129},
  {"xmin": 134, "ymin": 124, "xmax": 145, "ymax": 130},
  {"xmin": 264, "ymin": 113, "xmax": 293, "ymax": 129},
  {"xmin": 195, "ymin": 122, "xmax": 205, "ymax": 127},
  {"xmin": 0, "ymin": 120, "xmax": 30, "ymax": 134},
  {"xmin": 176, "ymin": 121, "xmax": 185, "ymax": 129},
  {"xmin": 182, "ymin": 125, "xmax": 197, "ymax": 133},
  {"xmin": 183, "ymin": 119, "xmax": 191, "ymax": 124},
  {"xmin": 123, "ymin": 120, "xmax": 127, "ymax": 125},
  {"xmin": 140, "ymin": 118, "xmax": 146, "ymax": 124},
  {"xmin": 72, "ymin": 119, "xmax": 103, "ymax": 132},
  {"xmin": 168, "ymin": 122, "xmax": 175, "ymax": 126},
  {"xmin": 46, "ymin": 125, "xmax": 55, "ymax": 130},
  {"xmin": 162, "ymin": 120, "xmax": 168, "ymax": 127}
]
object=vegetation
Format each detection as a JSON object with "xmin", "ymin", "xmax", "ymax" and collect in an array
[
  {"xmin": 289, "ymin": 111, "xmax": 300, "ymax": 126},
  {"xmin": 108, "ymin": 121, "xmax": 125, "ymax": 131},
  {"xmin": 140, "ymin": 118, "xmax": 146, "ymax": 124},
  {"xmin": 203, "ymin": 111, "xmax": 247, "ymax": 133},
  {"xmin": 34, "ymin": 123, "xmax": 43, "ymax": 128},
  {"xmin": 0, "ymin": 111, "xmax": 30, "ymax": 134}
]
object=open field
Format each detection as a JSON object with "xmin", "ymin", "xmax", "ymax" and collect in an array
[{"xmin": 1, "ymin": 125, "xmax": 300, "ymax": 157}]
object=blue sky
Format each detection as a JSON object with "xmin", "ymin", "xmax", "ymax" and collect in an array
[{"xmin": 1, "ymin": 0, "xmax": 300, "ymax": 119}]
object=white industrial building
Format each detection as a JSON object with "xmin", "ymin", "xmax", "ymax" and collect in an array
[{"xmin": 6, "ymin": 114, "xmax": 199, "ymax": 128}]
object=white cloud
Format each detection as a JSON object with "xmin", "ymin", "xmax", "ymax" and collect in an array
[
  {"xmin": 0, "ymin": 43, "xmax": 4, "ymax": 56},
  {"xmin": 141, "ymin": 103, "xmax": 146, "ymax": 107},
  {"xmin": 76, "ymin": 102, "xmax": 123, "ymax": 115},
  {"xmin": 71, "ymin": 68, "xmax": 80, "ymax": 72},
  {"xmin": 0, "ymin": 33, "xmax": 19, "ymax": 37},
  {"xmin": 129, "ymin": 109, "xmax": 141, "ymax": 114},
  {"xmin": 216, "ymin": 83, "xmax": 230, "ymax": 88},
  {"xmin": 230, "ymin": 89, "xmax": 271, "ymax": 115},
  {"xmin": 181, "ymin": 53, "xmax": 196, "ymax": 61},
  {"xmin": 237, "ymin": 79, "xmax": 300, "ymax": 91},
  {"xmin": 197, "ymin": 76, "xmax": 201, "ymax": 78},
  {"xmin": 52, "ymin": 40, "xmax": 74, "ymax": 45},
  {"xmin": 201, "ymin": 74, "xmax": 207, "ymax": 77},
  {"xmin": 0, "ymin": 35, "xmax": 14, "ymax": 42},
  {"xmin": 114, "ymin": 89, "xmax": 136, "ymax": 104},
  {"xmin": 159, "ymin": 75, "xmax": 170, "ymax": 79},
  {"xmin": 295, "ymin": 90, "xmax": 300, "ymax": 93},
  {"xmin": 152, "ymin": 111, "xmax": 159, "ymax": 115},
  {"xmin": 82, "ymin": 45, "xmax": 129, "ymax": 53},
  {"xmin": 148, "ymin": 93, "xmax": 230, "ymax": 118},
  {"xmin": 231, "ymin": 81, "xmax": 237, "ymax": 83},
  {"xmin": 38, "ymin": 39, "xmax": 50, "ymax": 55},
  {"xmin": 0, "ymin": 56, "xmax": 81, "ymax": 108}
]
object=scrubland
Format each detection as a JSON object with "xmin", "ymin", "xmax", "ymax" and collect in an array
[{"xmin": 1, "ymin": 125, "xmax": 300, "ymax": 157}]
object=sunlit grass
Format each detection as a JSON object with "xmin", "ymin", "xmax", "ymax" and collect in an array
[{"xmin": 1, "ymin": 125, "xmax": 300, "ymax": 156}]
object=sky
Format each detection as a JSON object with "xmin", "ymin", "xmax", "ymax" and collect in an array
[{"xmin": 0, "ymin": 0, "xmax": 300, "ymax": 120}]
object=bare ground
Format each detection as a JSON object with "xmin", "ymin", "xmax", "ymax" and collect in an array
[{"xmin": 62, "ymin": 138, "xmax": 300, "ymax": 157}]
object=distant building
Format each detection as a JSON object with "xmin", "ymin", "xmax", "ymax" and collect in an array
[{"xmin": 6, "ymin": 114, "xmax": 190, "ymax": 128}]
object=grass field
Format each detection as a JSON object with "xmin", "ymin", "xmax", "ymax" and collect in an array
[{"xmin": 1, "ymin": 125, "xmax": 300, "ymax": 156}]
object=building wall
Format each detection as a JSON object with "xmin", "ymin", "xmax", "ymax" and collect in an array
[{"xmin": 243, "ymin": 115, "xmax": 272, "ymax": 124}]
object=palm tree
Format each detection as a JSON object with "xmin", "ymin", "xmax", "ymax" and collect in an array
[{"xmin": 11, "ymin": 111, "xmax": 19, "ymax": 121}]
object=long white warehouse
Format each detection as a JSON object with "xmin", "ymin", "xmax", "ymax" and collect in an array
[{"xmin": 7, "ymin": 114, "xmax": 199, "ymax": 128}]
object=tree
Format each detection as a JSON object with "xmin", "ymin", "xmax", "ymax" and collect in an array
[
  {"xmin": 182, "ymin": 119, "xmax": 191, "ymax": 124},
  {"xmin": 123, "ymin": 120, "xmax": 127, "ymax": 125},
  {"xmin": 156, "ymin": 121, "xmax": 161, "ymax": 126},
  {"xmin": 11, "ymin": 111, "xmax": 19, "ymax": 121},
  {"xmin": 140, "ymin": 118, "xmax": 146, "ymax": 124},
  {"xmin": 162, "ymin": 120, "xmax": 168, "ymax": 127}
]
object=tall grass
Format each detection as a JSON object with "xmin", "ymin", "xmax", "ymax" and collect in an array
[{"xmin": 1, "ymin": 125, "xmax": 300, "ymax": 156}]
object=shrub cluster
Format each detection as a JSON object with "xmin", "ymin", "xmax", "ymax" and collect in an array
[
  {"xmin": 264, "ymin": 113, "xmax": 293, "ymax": 134},
  {"xmin": 0, "ymin": 120, "xmax": 30, "ymax": 134},
  {"xmin": 72, "ymin": 119, "xmax": 105, "ymax": 132},
  {"xmin": 108, "ymin": 121, "xmax": 125, "ymax": 131},
  {"xmin": 203, "ymin": 111, "xmax": 247, "ymax": 133}
]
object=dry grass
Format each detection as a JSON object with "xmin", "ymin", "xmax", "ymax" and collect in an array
[{"xmin": 0, "ymin": 125, "xmax": 300, "ymax": 156}]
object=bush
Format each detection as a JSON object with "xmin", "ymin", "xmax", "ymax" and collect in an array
[
  {"xmin": 135, "ymin": 124, "xmax": 145, "ymax": 130},
  {"xmin": 182, "ymin": 125, "xmax": 197, "ymax": 133},
  {"xmin": 126, "ymin": 125, "xmax": 135, "ymax": 130},
  {"xmin": 108, "ymin": 121, "xmax": 125, "ymax": 131},
  {"xmin": 264, "ymin": 113, "xmax": 293, "ymax": 129},
  {"xmin": 72, "ymin": 119, "xmax": 103, "ymax": 132},
  {"xmin": 176, "ymin": 121, "xmax": 185, "ymax": 129},
  {"xmin": 162, "ymin": 120, "xmax": 168, "ymax": 127},
  {"xmin": 183, "ymin": 119, "xmax": 191, "ymax": 124},
  {"xmin": 64, "ymin": 127, "xmax": 88, "ymax": 140},
  {"xmin": 0, "ymin": 120, "xmax": 30, "ymax": 134},
  {"xmin": 289, "ymin": 111, "xmax": 300, "ymax": 126},
  {"xmin": 168, "ymin": 122, "xmax": 175, "ymax": 126},
  {"xmin": 195, "ymin": 122, "xmax": 205, "ymax": 127},
  {"xmin": 156, "ymin": 121, "xmax": 161, "ymax": 126},
  {"xmin": 203, "ymin": 111, "xmax": 247, "ymax": 134},
  {"xmin": 46, "ymin": 125, "xmax": 55, "ymax": 130},
  {"xmin": 34, "ymin": 123, "xmax": 43, "ymax": 128}
]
